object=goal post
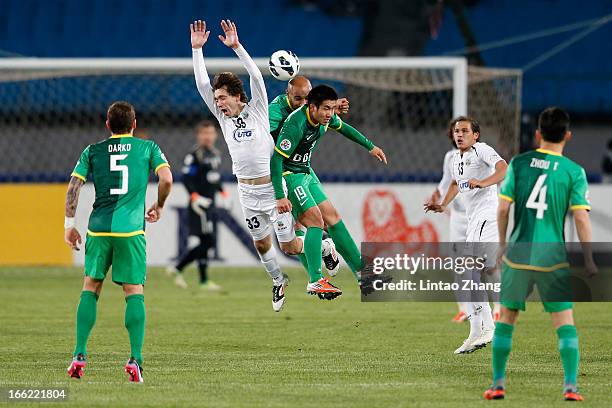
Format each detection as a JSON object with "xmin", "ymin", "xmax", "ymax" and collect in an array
[{"xmin": 0, "ymin": 57, "xmax": 520, "ymax": 182}]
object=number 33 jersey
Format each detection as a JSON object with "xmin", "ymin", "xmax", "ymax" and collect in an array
[
  {"xmin": 452, "ymin": 142, "xmax": 504, "ymax": 222},
  {"xmin": 71, "ymin": 134, "xmax": 170, "ymax": 235}
]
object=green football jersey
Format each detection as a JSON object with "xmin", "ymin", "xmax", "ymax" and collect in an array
[
  {"xmin": 499, "ymin": 148, "xmax": 590, "ymax": 269},
  {"xmin": 274, "ymin": 105, "xmax": 344, "ymax": 174},
  {"xmin": 71, "ymin": 134, "xmax": 170, "ymax": 236},
  {"xmin": 269, "ymin": 94, "xmax": 295, "ymax": 141}
]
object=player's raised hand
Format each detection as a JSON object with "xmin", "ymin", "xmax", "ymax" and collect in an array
[
  {"xmin": 218, "ymin": 19, "xmax": 240, "ymax": 49},
  {"xmin": 145, "ymin": 202, "xmax": 163, "ymax": 223},
  {"xmin": 335, "ymin": 98, "xmax": 350, "ymax": 115},
  {"xmin": 64, "ymin": 227, "xmax": 82, "ymax": 251},
  {"xmin": 369, "ymin": 146, "xmax": 387, "ymax": 164},
  {"xmin": 277, "ymin": 198, "xmax": 292, "ymax": 214},
  {"xmin": 190, "ymin": 20, "xmax": 210, "ymax": 49}
]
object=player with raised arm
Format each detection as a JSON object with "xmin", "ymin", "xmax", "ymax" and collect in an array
[
  {"xmin": 269, "ymin": 75, "xmax": 349, "ymax": 276},
  {"xmin": 424, "ymin": 116, "xmax": 507, "ymax": 354},
  {"xmin": 191, "ymin": 20, "xmax": 334, "ymax": 309},
  {"xmin": 425, "ymin": 119, "xmax": 469, "ymax": 323},
  {"xmin": 65, "ymin": 101, "xmax": 172, "ymax": 383},
  {"xmin": 270, "ymin": 84, "xmax": 387, "ymax": 299},
  {"xmin": 483, "ymin": 107, "xmax": 596, "ymax": 402}
]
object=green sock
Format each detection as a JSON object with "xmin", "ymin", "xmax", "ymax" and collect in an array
[
  {"xmin": 492, "ymin": 322, "xmax": 514, "ymax": 388},
  {"xmin": 328, "ymin": 220, "xmax": 362, "ymax": 280},
  {"xmin": 304, "ymin": 226, "xmax": 323, "ymax": 283},
  {"xmin": 74, "ymin": 290, "xmax": 98, "ymax": 357},
  {"xmin": 557, "ymin": 324, "xmax": 579, "ymax": 390},
  {"xmin": 125, "ymin": 294, "xmax": 146, "ymax": 365},
  {"xmin": 295, "ymin": 228, "xmax": 309, "ymax": 273}
]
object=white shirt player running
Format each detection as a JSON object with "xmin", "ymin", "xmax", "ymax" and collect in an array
[
  {"xmin": 192, "ymin": 46, "xmax": 294, "ymax": 243},
  {"xmin": 438, "ymin": 148, "xmax": 467, "ymax": 242}
]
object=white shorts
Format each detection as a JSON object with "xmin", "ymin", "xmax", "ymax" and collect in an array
[
  {"xmin": 237, "ymin": 182, "xmax": 295, "ymax": 243},
  {"xmin": 464, "ymin": 218, "xmax": 498, "ymax": 268},
  {"xmin": 449, "ymin": 209, "xmax": 468, "ymax": 242}
]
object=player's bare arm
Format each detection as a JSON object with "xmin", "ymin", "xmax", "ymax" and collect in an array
[
  {"xmin": 573, "ymin": 209, "xmax": 598, "ymax": 277},
  {"xmin": 425, "ymin": 180, "xmax": 457, "ymax": 213},
  {"xmin": 468, "ymin": 160, "xmax": 507, "ymax": 188},
  {"xmin": 190, "ymin": 20, "xmax": 210, "ymax": 49},
  {"xmin": 146, "ymin": 166, "xmax": 173, "ymax": 223},
  {"xmin": 219, "ymin": 19, "xmax": 239, "ymax": 49},
  {"xmin": 277, "ymin": 197, "xmax": 292, "ymax": 214},
  {"xmin": 64, "ymin": 176, "xmax": 84, "ymax": 250},
  {"xmin": 496, "ymin": 197, "xmax": 511, "ymax": 267}
]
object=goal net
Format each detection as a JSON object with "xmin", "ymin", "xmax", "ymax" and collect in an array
[{"xmin": 0, "ymin": 58, "xmax": 521, "ymax": 182}]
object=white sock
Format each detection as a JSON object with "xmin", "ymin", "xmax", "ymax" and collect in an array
[
  {"xmin": 458, "ymin": 302, "xmax": 469, "ymax": 314},
  {"xmin": 480, "ymin": 302, "xmax": 494, "ymax": 331},
  {"xmin": 467, "ymin": 302, "xmax": 483, "ymax": 339},
  {"xmin": 258, "ymin": 247, "xmax": 283, "ymax": 284}
]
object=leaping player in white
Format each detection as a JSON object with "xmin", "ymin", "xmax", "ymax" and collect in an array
[
  {"xmin": 425, "ymin": 116, "xmax": 507, "ymax": 354},
  {"xmin": 190, "ymin": 20, "xmax": 335, "ymax": 312}
]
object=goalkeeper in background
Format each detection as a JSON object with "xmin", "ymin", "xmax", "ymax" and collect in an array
[
  {"xmin": 65, "ymin": 101, "xmax": 172, "ymax": 383},
  {"xmin": 166, "ymin": 120, "xmax": 227, "ymax": 291},
  {"xmin": 271, "ymin": 84, "xmax": 387, "ymax": 299}
]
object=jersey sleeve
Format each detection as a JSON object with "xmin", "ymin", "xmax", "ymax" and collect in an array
[
  {"xmin": 150, "ymin": 142, "xmax": 170, "ymax": 175},
  {"xmin": 332, "ymin": 114, "xmax": 375, "ymax": 151},
  {"xmin": 499, "ymin": 158, "xmax": 516, "ymax": 202},
  {"xmin": 268, "ymin": 99, "xmax": 284, "ymax": 139},
  {"xmin": 569, "ymin": 166, "xmax": 591, "ymax": 211},
  {"xmin": 234, "ymin": 45, "xmax": 269, "ymax": 122},
  {"xmin": 437, "ymin": 150, "xmax": 454, "ymax": 196},
  {"xmin": 71, "ymin": 145, "xmax": 91, "ymax": 182},
  {"xmin": 479, "ymin": 143, "xmax": 504, "ymax": 167},
  {"xmin": 192, "ymin": 48, "xmax": 221, "ymax": 118}
]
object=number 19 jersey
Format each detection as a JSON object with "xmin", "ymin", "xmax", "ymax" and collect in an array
[
  {"xmin": 71, "ymin": 134, "xmax": 170, "ymax": 235},
  {"xmin": 499, "ymin": 148, "xmax": 590, "ymax": 244}
]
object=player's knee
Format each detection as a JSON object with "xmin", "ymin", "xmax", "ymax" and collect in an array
[
  {"xmin": 122, "ymin": 283, "xmax": 143, "ymax": 296},
  {"xmin": 300, "ymin": 207, "xmax": 324, "ymax": 229},
  {"xmin": 499, "ymin": 306, "xmax": 519, "ymax": 325},
  {"xmin": 82, "ymin": 277, "xmax": 103, "ymax": 295},
  {"xmin": 253, "ymin": 238, "xmax": 271, "ymax": 254},
  {"xmin": 323, "ymin": 208, "xmax": 341, "ymax": 226}
]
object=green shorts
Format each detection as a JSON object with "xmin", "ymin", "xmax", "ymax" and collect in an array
[
  {"xmin": 500, "ymin": 262, "xmax": 573, "ymax": 313},
  {"xmin": 284, "ymin": 171, "xmax": 328, "ymax": 218},
  {"xmin": 85, "ymin": 234, "xmax": 147, "ymax": 285}
]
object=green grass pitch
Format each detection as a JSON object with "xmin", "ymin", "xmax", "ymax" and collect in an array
[{"xmin": 0, "ymin": 266, "xmax": 610, "ymax": 407}]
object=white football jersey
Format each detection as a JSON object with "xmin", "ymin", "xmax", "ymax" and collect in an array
[
  {"xmin": 452, "ymin": 142, "xmax": 504, "ymax": 222},
  {"xmin": 438, "ymin": 148, "xmax": 466, "ymax": 214},
  {"xmin": 193, "ymin": 46, "xmax": 274, "ymax": 179}
]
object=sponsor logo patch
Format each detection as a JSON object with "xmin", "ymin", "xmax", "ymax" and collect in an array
[{"xmin": 280, "ymin": 139, "xmax": 291, "ymax": 151}]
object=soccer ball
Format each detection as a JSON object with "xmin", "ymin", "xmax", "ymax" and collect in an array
[{"xmin": 268, "ymin": 50, "xmax": 300, "ymax": 81}]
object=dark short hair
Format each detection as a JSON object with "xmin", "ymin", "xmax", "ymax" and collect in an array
[
  {"xmin": 538, "ymin": 107, "xmax": 570, "ymax": 143},
  {"xmin": 107, "ymin": 101, "xmax": 135, "ymax": 134},
  {"xmin": 212, "ymin": 72, "xmax": 247, "ymax": 103},
  {"xmin": 306, "ymin": 84, "xmax": 338, "ymax": 108},
  {"xmin": 451, "ymin": 115, "xmax": 480, "ymax": 135},
  {"xmin": 446, "ymin": 118, "xmax": 458, "ymax": 148},
  {"xmin": 195, "ymin": 120, "xmax": 216, "ymax": 132}
]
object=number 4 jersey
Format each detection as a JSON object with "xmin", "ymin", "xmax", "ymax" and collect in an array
[
  {"xmin": 499, "ymin": 148, "xmax": 590, "ymax": 244},
  {"xmin": 71, "ymin": 134, "xmax": 170, "ymax": 235}
]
